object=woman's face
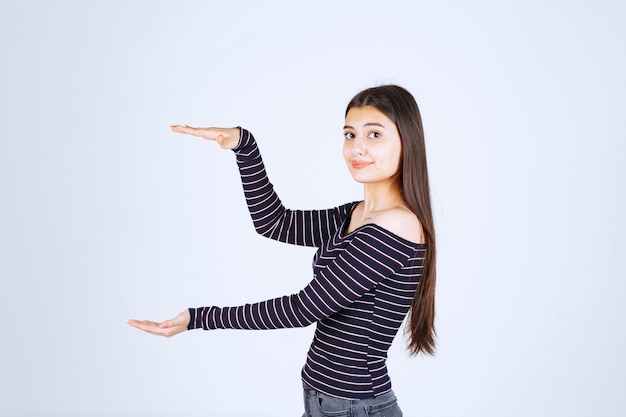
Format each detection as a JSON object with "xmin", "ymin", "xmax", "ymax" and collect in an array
[{"xmin": 343, "ymin": 105, "xmax": 402, "ymax": 186}]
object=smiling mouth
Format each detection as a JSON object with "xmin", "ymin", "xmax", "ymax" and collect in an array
[{"xmin": 351, "ymin": 161, "xmax": 373, "ymax": 169}]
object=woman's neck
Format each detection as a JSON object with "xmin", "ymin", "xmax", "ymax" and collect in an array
[{"xmin": 360, "ymin": 180, "xmax": 405, "ymax": 218}]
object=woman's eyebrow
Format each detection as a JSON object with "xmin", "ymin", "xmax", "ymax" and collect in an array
[
  {"xmin": 364, "ymin": 122, "xmax": 386, "ymax": 128},
  {"xmin": 343, "ymin": 122, "xmax": 386, "ymax": 130}
]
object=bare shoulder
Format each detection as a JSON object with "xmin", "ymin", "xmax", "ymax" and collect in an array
[{"xmin": 373, "ymin": 207, "xmax": 424, "ymax": 244}]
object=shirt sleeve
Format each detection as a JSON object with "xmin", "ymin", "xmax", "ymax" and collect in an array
[
  {"xmin": 187, "ymin": 226, "xmax": 414, "ymax": 331},
  {"xmin": 233, "ymin": 128, "xmax": 356, "ymax": 247}
]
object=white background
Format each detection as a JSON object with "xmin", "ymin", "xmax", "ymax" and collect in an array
[{"xmin": 1, "ymin": 1, "xmax": 624, "ymax": 416}]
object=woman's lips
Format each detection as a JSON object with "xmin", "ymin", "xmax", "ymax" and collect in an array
[{"xmin": 351, "ymin": 160, "xmax": 373, "ymax": 169}]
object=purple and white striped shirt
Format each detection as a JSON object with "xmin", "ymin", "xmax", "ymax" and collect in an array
[{"xmin": 188, "ymin": 128, "xmax": 426, "ymax": 399}]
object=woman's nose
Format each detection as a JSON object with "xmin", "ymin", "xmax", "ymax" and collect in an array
[{"xmin": 351, "ymin": 137, "xmax": 366, "ymax": 156}]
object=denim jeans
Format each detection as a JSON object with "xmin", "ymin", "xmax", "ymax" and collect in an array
[{"xmin": 302, "ymin": 383, "xmax": 403, "ymax": 417}]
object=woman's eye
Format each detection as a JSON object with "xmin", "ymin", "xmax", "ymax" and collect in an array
[
  {"xmin": 368, "ymin": 131, "xmax": 381, "ymax": 139},
  {"xmin": 344, "ymin": 132, "xmax": 355, "ymax": 140}
]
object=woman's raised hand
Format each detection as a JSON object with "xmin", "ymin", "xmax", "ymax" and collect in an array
[
  {"xmin": 170, "ymin": 125, "xmax": 240, "ymax": 150},
  {"xmin": 127, "ymin": 309, "xmax": 190, "ymax": 338}
]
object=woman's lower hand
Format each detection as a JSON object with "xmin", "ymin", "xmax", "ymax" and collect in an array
[
  {"xmin": 127, "ymin": 309, "xmax": 190, "ymax": 338},
  {"xmin": 170, "ymin": 125, "xmax": 240, "ymax": 150}
]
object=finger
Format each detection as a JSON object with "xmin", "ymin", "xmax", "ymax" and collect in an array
[
  {"xmin": 171, "ymin": 125, "xmax": 221, "ymax": 142},
  {"xmin": 170, "ymin": 124, "xmax": 199, "ymax": 136},
  {"xmin": 127, "ymin": 319, "xmax": 164, "ymax": 334},
  {"xmin": 127, "ymin": 319, "xmax": 151, "ymax": 327}
]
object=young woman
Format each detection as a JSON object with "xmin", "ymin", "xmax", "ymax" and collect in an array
[{"xmin": 128, "ymin": 85, "xmax": 436, "ymax": 417}]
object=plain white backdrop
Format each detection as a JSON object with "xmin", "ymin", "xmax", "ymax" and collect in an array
[{"xmin": 1, "ymin": 1, "xmax": 624, "ymax": 416}]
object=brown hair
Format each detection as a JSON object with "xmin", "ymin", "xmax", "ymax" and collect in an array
[{"xmin": 346, "ymin": 85, "xmax": 437, "ymax": 355}]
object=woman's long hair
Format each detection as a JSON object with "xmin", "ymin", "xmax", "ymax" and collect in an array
[{"xmin": 346, "ymin": 85, "xmax": 436, "ymax": 355}]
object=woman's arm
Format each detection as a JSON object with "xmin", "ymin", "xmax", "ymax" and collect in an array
[
  {"xmin": 171, "ymin": 125, "xmax": 354, "ymax": 247},
  {"xmin": 188, "ymin": 226, "xmax": 417, "ymax": 331}
]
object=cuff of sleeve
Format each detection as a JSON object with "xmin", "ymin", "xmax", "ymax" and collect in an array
[
  {"xmin": 187, "ymin": 307, "xmax": 212, "ymax": 330},
  {"xmin": 187, "ymin": 308, "xmax": 197, "ymax": 330},
  {"xmin": 232, "ymin": 127, "xmax": 253, "ymax": 153}
]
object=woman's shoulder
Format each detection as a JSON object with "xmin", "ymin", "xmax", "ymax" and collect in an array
[{"xmin": 372, "ymin": 206, "xmax": 424, "ymax": 245}]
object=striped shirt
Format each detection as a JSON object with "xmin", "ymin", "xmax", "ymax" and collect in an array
[{"xmin": 188, "ymin": 128, "xmax": 426, "ymax": 399}]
